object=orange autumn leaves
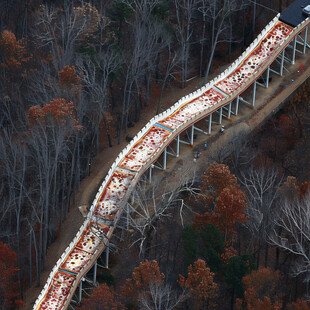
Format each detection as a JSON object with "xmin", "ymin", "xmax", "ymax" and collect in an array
[
  {"xmin": 235, "ymin": 267, "xmax": 310, "ymax": 310},
  {"xmin": 121, "ymin": 260, "xmax": 165, "ymax": 300},
  {"xmin": 178, "ymin": 259, "xmax": 218, "ymax": 308},
  {"xmin": 80, "ymin": 283, "xmax": 125, "ymax": 310},
  {"xmin": 28, "ymin": 98, "xmax": 81, "ymax": 129},
  {"xmin": 121, "ymin": 259, "xmax": 218, "ymax": 309},
  {"xmin": 27, "ymin": 65, "xmax": 82, "ymax": 128},
  {"xmin": 195, "ymin": 162, "xmax": 248, "ymax": 240},
  {"xmin": 58, "ymin": 65, "xmax": 83, "ymax": 96},
  {"xmin": 0, "ymin": 30, "xmax": 30, "ymax": 71}
]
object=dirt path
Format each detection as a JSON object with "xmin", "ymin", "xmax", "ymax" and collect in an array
[{"xmin": 23, "ymin": 51, "xmax": 310, "ymax": 309}]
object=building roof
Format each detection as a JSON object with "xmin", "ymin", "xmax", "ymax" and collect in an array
[{"xmin": 279, "ymin": 0, "xmax": 310, "ymax": 27}]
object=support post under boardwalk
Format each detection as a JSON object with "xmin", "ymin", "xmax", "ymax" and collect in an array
[
  {"xmin": 126, "ymin": 203, "xmax": 130, "ymax": 230},
  {"xmin": 303, "ymin": 26, "xmax": 308, "ymax": 54},
  {"xmin": 78, "ymin": 281, "xmax": 82, "ymax": 303},
  {"xmin": 291, "ymin": 36, "xmax": 297, "ymax": 64},
  {"xmin": 162, "ymin": 148, "xmax": 167, "ymax": 170},
  {"xmin": 252, "ymin": 81, "xmax": 256, "ymax": 107},
  {"xmin": 218, "ymin": 107, "xmax": 223, "ymax": 124},
  {"xmin": 270, "ymin": 50, "xmax": 285, "ymax": 76},
  {"xmin": 105, "ymin": 241, "xmax": 109, "ymax": 268},
  {"xmin": 227, "ymin": 102, "xmax": 232, "ymax": 119},
  {"xmin": 265, "ymin": 66, "xmax": 270, "ymax": 88},
  {"xmin": 280, "ymin": 49, "xmax": 284, "ymax": 76},
  {"xmin": 190, "ymin": 125, "xmax": 194, "ymax": 145},
  {"xmin": 93, "ymin": 261, "xmax": 97, "ymax": 284},
  {"xmin": 208, "ymin": 114, "xmax": 212, "ymax": 134},
  {"xmin": 235, "ymin": 97, "xmax": 239, "ymax": 115},
  {"xmin": 176, "ymin": 135, "xmax": 180, "ymax": 157}
]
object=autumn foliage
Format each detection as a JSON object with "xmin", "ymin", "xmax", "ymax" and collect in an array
[
  {"xmin": 178, "ymin": 259, "xmax": 218, "ymax": 309},
  {"xmin": 287, "ymin": 299, "xmax": 310, "ymax": 310},
  {"xmin": 235, "ymin": 267, "xmax": 283, "ymax": 310},
  {"xmin": 0, "ymin": 242, "xmax": 23, "ymax": 308},
  {"xmin": 213, "ymin": 185, "xmax": 248, "ymax": 237},
  {"xmin": 221, "ymin": 245, "xmax": 238, "ymax": 264},
  {"xmin": 0, "ymin": 30, "xmax": 30, "ymax": 70},
  {"xmin": 121, "ymin": 260, "xmax": 165, "ymax": 300},
  {"xmin": 195, "ymin": 163, "xmax": 248, "ymax": 240},
  {"xmin": 80, "ymin": 283, "xmax": 125, "ymax": 310},
  {"xmin": 201, "ymin": 162, "xmax": 237, "ymax": 197},
  {"xmin": 298, "ymin": 181, "xmax": 309, "ymax": 198},
  {"xmin": 58, "ymin": 65, "xmax": 82, "ymax": 88},
  {"xmin": 28, "ymin": 98, "xmax": 80, "ymax": 128}
]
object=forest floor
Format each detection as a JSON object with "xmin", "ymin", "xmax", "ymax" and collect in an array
[{"xmin": 23, "ymin": 51, "xmax": 310, "ymax": 309}]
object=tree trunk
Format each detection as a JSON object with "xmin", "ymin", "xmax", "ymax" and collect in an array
[
  {"xmin": 29, "ymin": 232, "xmax": 32, "ymax": 288},
  {"xmin": 257, "ymin": 238, "xmax": 261, "ymax": 267},
  {"xmin": 264, "ymin": 242, "xmax": 269, "ymax": 267},
  {"xmin": 230, "ymin": 288, "xmax": 235, "ymax": 310}
]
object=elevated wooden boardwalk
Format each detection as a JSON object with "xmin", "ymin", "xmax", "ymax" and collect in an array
[{"xmin": 34, "ymin": 13, "xmax": 310, "ymax": 310}]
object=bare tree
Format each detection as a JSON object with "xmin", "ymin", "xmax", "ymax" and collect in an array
[
  {"xmin": 123, "ymin": 165, "xmax": 200, "ymax": 258},
  {"xmin": 201, "ymin": 0, "xmax": 248, "ymax": 83},
  {"xmin": 139, "ymin": 281, "xmax": 187, "ymax": 310},
  {"xmin": 27, "ymin": 62, "xmax": 61, "ymax": 106},
  {"xmin": 240, "ymin": 166, "xmax": 283, "ymax": 266},
  {"xmin": 269, "ymin": 191, "xmax": 310, "ymax": 285},
  {"xmin": 156, "ymin": 45, "xmax": 182, "ymax": 114},
  {"xmin": 174, "ymin": 0, "xmax": 199, "ymax": 88},
  {"xmin": 117, "ymin": 0, "xmax": 170, "ymax": 141},
  {"xmin": 34, "ymin": 1, "xmax": 100, "ymax": 71},
  {"xmin": 77, "ymin": 46, "xmax": 122, "ymax": 150}
]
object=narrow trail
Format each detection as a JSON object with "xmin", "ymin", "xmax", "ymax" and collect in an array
[{"xmin": 24, "ymin": 45, "xmax": 310, "ymax": 309}]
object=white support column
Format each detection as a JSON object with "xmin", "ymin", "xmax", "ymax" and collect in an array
[
  {"xmin": 162, "ymin": 148, "xmax": 167, "ymax": 170},
  {"xmin": 167, "ymin": 136, "xmax": 180, "ymax": 158},
  {"xmin": 252, "ymin": 81, "xmax": 256, "ymax": 107},
  {"xmin": 176, "ymin": 135, "xmax": 180, "ymax": 157},
  {"xmin": 265, "ymin": 66, "xmax": 270, "ymax": 88},
  {"xmin": 296, "ymin": 26, "xmax": 308, "ymax": 54},
  {"xmin": 280, "ymin": 49, "xmax": 284, "ymax": 76},
  {"xmin": 270, "ymin": 50, "xmax": 285, "ymax": 76},
  {"xmin": 208, "ymin": 114, "xmax": 212, "ymax": 134},
  {"xmin": 303, "ymin": 26, "xmax": 308, "ymax": 54},
  {"xmin": 78, "ymin": 281, "xmax": 83, "ymax": 302},
  {"xmin": 148, "ymin": 165, "xmax": 153, "ymax": 184},
  {"xmin": 235, "ymin": 96, "xmax": 239, "ymax": 115},
  {"xmin": 126, "ymin": 203, "xmax": 130, "ymax": 230},
  {"xmin": 190, "ymin": 125, "xmax": 194, "ymax": 145},
  {"xmin": 153, "ymin": 149, "xmax": 167, "ymax": 170},
  {"xmin": 291, "ymin": 37, "xmax": 296, "ymax": 64},
  {"xmin": 93, "ymin": 261, "xmax": 97, "ymax": 284},
  {"xmin": 105, "ymin": 242, "xmax": 109, "ymax": 268},
  {"xmin": 218, "ymin": 107, "xmax": 222, "ymax": 124},
  {"xmin": 227, "ymin": 102, "xmax": 232, "ymax": 119}
]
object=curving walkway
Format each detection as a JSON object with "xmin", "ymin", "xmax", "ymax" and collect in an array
[{"xmin": 34, "ymin": 13, "xmax": 310, "ymax": 310}]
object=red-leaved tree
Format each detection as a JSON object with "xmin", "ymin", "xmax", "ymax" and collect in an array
[
  {"xmin": 58, "ymin": 65, "xmax": 82, "ymax": 99},
  {"xmin": 287, "ymin": 298, "xmax": 310, "ymax": 310},
  {"xmin": 80, "ymin": 283, "xmax": 125, "ymax": 310},
  {"xmin": 0, "ymin": 30, "xmax": 30, "ymax": 71},
  {"xmin": 201, "ymin": 162, "xmax": 237, "ymax": 198},
  {"xmin": 235, "ymin": 267, "xmax": 283, "ymax": 310},
  {"xmin": 121, "ymin": 260, "xmax": 165, "ymax": 300},
  {"xmin": 28, "ymin": 98, "xmax": 81, "ymax": 129},
  {"xmin": 178, "ymin": 259, "xmax": 218, "ymax": 309},
  {"xmin": 195, "ymin": 184, "xmax": 248, "ymax": 241}
]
